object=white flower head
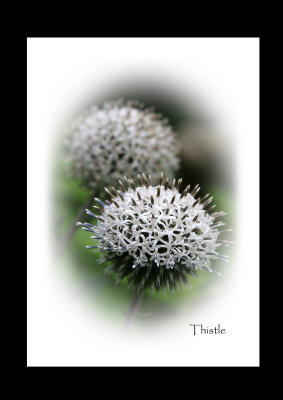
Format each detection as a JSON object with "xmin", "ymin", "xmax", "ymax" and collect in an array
[
  {"xmin": 78, "ymin": 173, "xmax": 231, "ymax": 293},
  {"xmin": 64, "ymin": 99, "xmax": 180, "ymax": 190}
]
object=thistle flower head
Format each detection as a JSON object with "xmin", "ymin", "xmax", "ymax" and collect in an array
[
  {"xmin": 64, "ymin": 100, "xmax": 180, "ymax": 190},
  {"xmin": 78, "ymin": 173, "xmax": 231, "ymax": 293}
]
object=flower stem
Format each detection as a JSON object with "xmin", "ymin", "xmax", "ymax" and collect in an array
[
  {"xmin": 54, "ymin": 191, "xmax": 95, "ymax": 259},
  {"xmin": 124, "ymin": 289, "xmax": 143, "ymax": 329}
]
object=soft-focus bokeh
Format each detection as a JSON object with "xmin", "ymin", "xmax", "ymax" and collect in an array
[{"xmin": 51, "ymin": 79, "xmax": 235, "ymax": 325}]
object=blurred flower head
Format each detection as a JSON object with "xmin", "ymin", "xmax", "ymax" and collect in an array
[
  {"xmin": 64, "ymin": 99, "xmax": 180, "ymax": 191},
  {"xmin": 78, "ymin": 173, "xmax": 231, "ymax": 294}
]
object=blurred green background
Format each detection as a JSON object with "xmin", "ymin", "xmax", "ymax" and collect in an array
[{"xmin": 51, "ymin": 83, "xmax": 235, "ymax": 325}]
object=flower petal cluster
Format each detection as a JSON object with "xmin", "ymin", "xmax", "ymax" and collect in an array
[
  {"xmin": 78, "ymin": 174, "xmax": 231, "ymax": 293},
  {"xmin": 65, "ymin": 100, "xmax": 179, "ymax": 190}
]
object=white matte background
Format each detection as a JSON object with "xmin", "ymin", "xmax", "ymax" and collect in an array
[{"xmin": 27, "ymin": 38, "xmax": 259, "ymax": 366}]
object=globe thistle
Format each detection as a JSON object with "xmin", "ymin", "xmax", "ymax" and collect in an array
[
  {"xmin": 64, "ymin": 100, "xmax": 180, "ymax": 190},
  {"xmin": 77, "ymin": 173, "xmax": 231, "ymax": 294}
]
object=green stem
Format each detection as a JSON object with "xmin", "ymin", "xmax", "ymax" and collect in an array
[
  {"xmin": 54, "ymin": 190, "xmax": 95, "ymax": 259},
  {"xmin": 124, "ymin": 289, "xmax": 144, "ymax": 329}
]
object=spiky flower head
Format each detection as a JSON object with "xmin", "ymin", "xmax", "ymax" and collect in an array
[
  {"xmin": 77, "ymin": 173, "xmax": 231, "ymax": 294},
  {"xmin": 64, "ymin": 100, "xmax": 180, "ymax": 190}
]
